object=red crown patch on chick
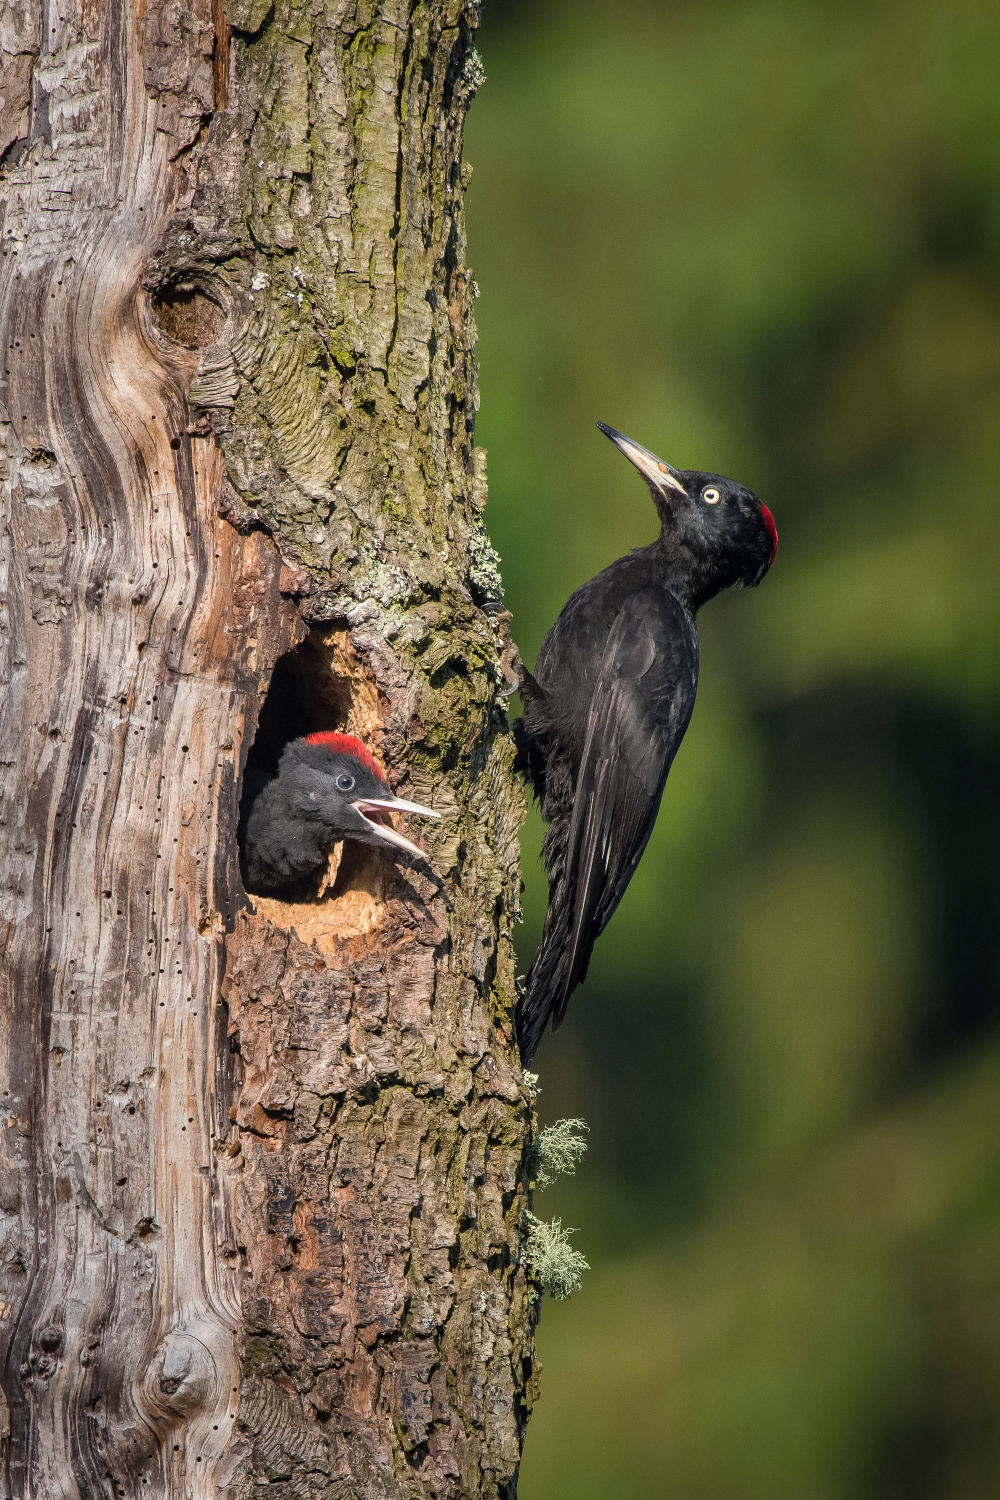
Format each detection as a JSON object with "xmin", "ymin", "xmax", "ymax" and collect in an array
[
  {"xmin": 243, "ymin": 730, "xmax": 439, "ymax": 891},
  {"xmin": 304, "ymin": 731, "xmax": 383, "ymax": 780}
]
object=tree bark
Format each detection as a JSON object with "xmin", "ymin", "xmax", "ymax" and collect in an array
[{"xmin": 0, "ymin": 0, "xmax": 535, "ymax": 1493}]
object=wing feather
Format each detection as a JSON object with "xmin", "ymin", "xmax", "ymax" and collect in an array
[{"xmin": 548, "ymin": 588, "xmax": 697, "ymax": 1029}]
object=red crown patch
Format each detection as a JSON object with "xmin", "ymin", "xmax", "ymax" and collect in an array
[{"xmin": 304, "ymin": 732, "xmax": 384, "ymax": 780}]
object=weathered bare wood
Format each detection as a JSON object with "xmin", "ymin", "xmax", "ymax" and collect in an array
[{"xmin": 0, "ymin": 0, "xmax": 534, "ymax": 1492}]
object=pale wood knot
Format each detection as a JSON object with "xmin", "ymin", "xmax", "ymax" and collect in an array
[{"xmin": 155, "ymin": 1330, "xmax": 218, "ymax": 1415}]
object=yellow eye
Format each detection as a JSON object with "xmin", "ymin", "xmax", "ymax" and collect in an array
[{"xmin": 703, "ymin": 487, "xmax": 721, "ymax": 504}]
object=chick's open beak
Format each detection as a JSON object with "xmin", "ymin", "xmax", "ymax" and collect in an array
[
  {"xmin": 353, "ymin": 796, "xmax": 440, "ymax": 861},
  {"xmin": 597, "ymin": 421, "xmax": 687, "ymax": 497}
]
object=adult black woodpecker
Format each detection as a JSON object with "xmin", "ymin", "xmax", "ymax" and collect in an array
[
  {"xmin": 242, "ymin": 731, "xmax": 440, "ymax": 893},
  {"xmin": 513, "ymin": 423, "xmax": 778, "ymax": 1064}
]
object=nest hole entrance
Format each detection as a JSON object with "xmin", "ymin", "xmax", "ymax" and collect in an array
[
  {"xmin": 151, "ymin": 285, "xmax": 226, "ymax": 349},
  {"xmin": 238, "ymin": 627, "xmax": 387, "ymax": 947}
]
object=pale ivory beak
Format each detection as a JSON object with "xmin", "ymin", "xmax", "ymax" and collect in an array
[
  {"xmin": 353, "ymin": 797, "xmax": 441, "ymax": 861},
  {"xmin": 597, "ymin": 422, "xmax": 688, "ymax": 496}
]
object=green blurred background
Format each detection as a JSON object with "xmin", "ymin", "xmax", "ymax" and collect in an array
[{"xmin": 465, "ymin": 1, "xmax": 1000, "ymax": 1495}]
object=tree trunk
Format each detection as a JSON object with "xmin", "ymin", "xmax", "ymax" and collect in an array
[{"xmin": 0, "ymin": 0, "xmax": 535, "ymax": 1492}]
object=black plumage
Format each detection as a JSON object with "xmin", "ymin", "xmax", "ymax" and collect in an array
[
  {"xmin": 513, "ymin": 424, "xmax": 778, "ymax": 1063},
  {"xmin": 241, "ymin": 731, "xmax": 439, "ymax": 894}
]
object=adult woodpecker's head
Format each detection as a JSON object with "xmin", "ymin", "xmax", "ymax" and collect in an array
[
  {"xmin": 285, "ymin": 732, "xmax": 439, "ymax": 860},
  {"xmin": 597, "ymin": 422, "xmax": 778, "ymax": 607}
]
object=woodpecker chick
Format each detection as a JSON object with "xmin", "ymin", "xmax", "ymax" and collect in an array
[
  {"xmin": 243, "ymin": 732, "xmax": 439, "ymax": 894},
  {"xmin": 513, "ymin": 423, "xmax": 778, "ymax": 1064}
]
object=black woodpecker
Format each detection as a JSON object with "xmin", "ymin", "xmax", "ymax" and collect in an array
[
  {"xmin": 242, "ymin": 731, "xmax": 439, "ymax": 893},
  {"xmin": 513, "ymin": 423, "xmax": 778, "ymax": 1064}
]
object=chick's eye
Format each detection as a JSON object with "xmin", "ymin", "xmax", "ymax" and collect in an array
[
  {"xmin": 336, "ymin": 774, "xmax": 355, "ymax": 791},
  {"xmin": 703, "ymin": 487, "xmax": 721, "ymax": 504}
]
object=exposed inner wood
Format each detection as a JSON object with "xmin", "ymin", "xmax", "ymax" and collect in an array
[{"xmin": 250, "ymin": 841, "xmax": 388, "ymax": 951}]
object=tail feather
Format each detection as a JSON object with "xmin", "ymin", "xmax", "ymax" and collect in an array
[{"xmin": 515, "ymin": 885, "xmax": 596, "ymax": 1064}]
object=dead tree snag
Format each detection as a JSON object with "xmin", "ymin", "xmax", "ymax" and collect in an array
[{"xmin": 0, "ymin": 0, "xmax": 534, "ymax": 1493}]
